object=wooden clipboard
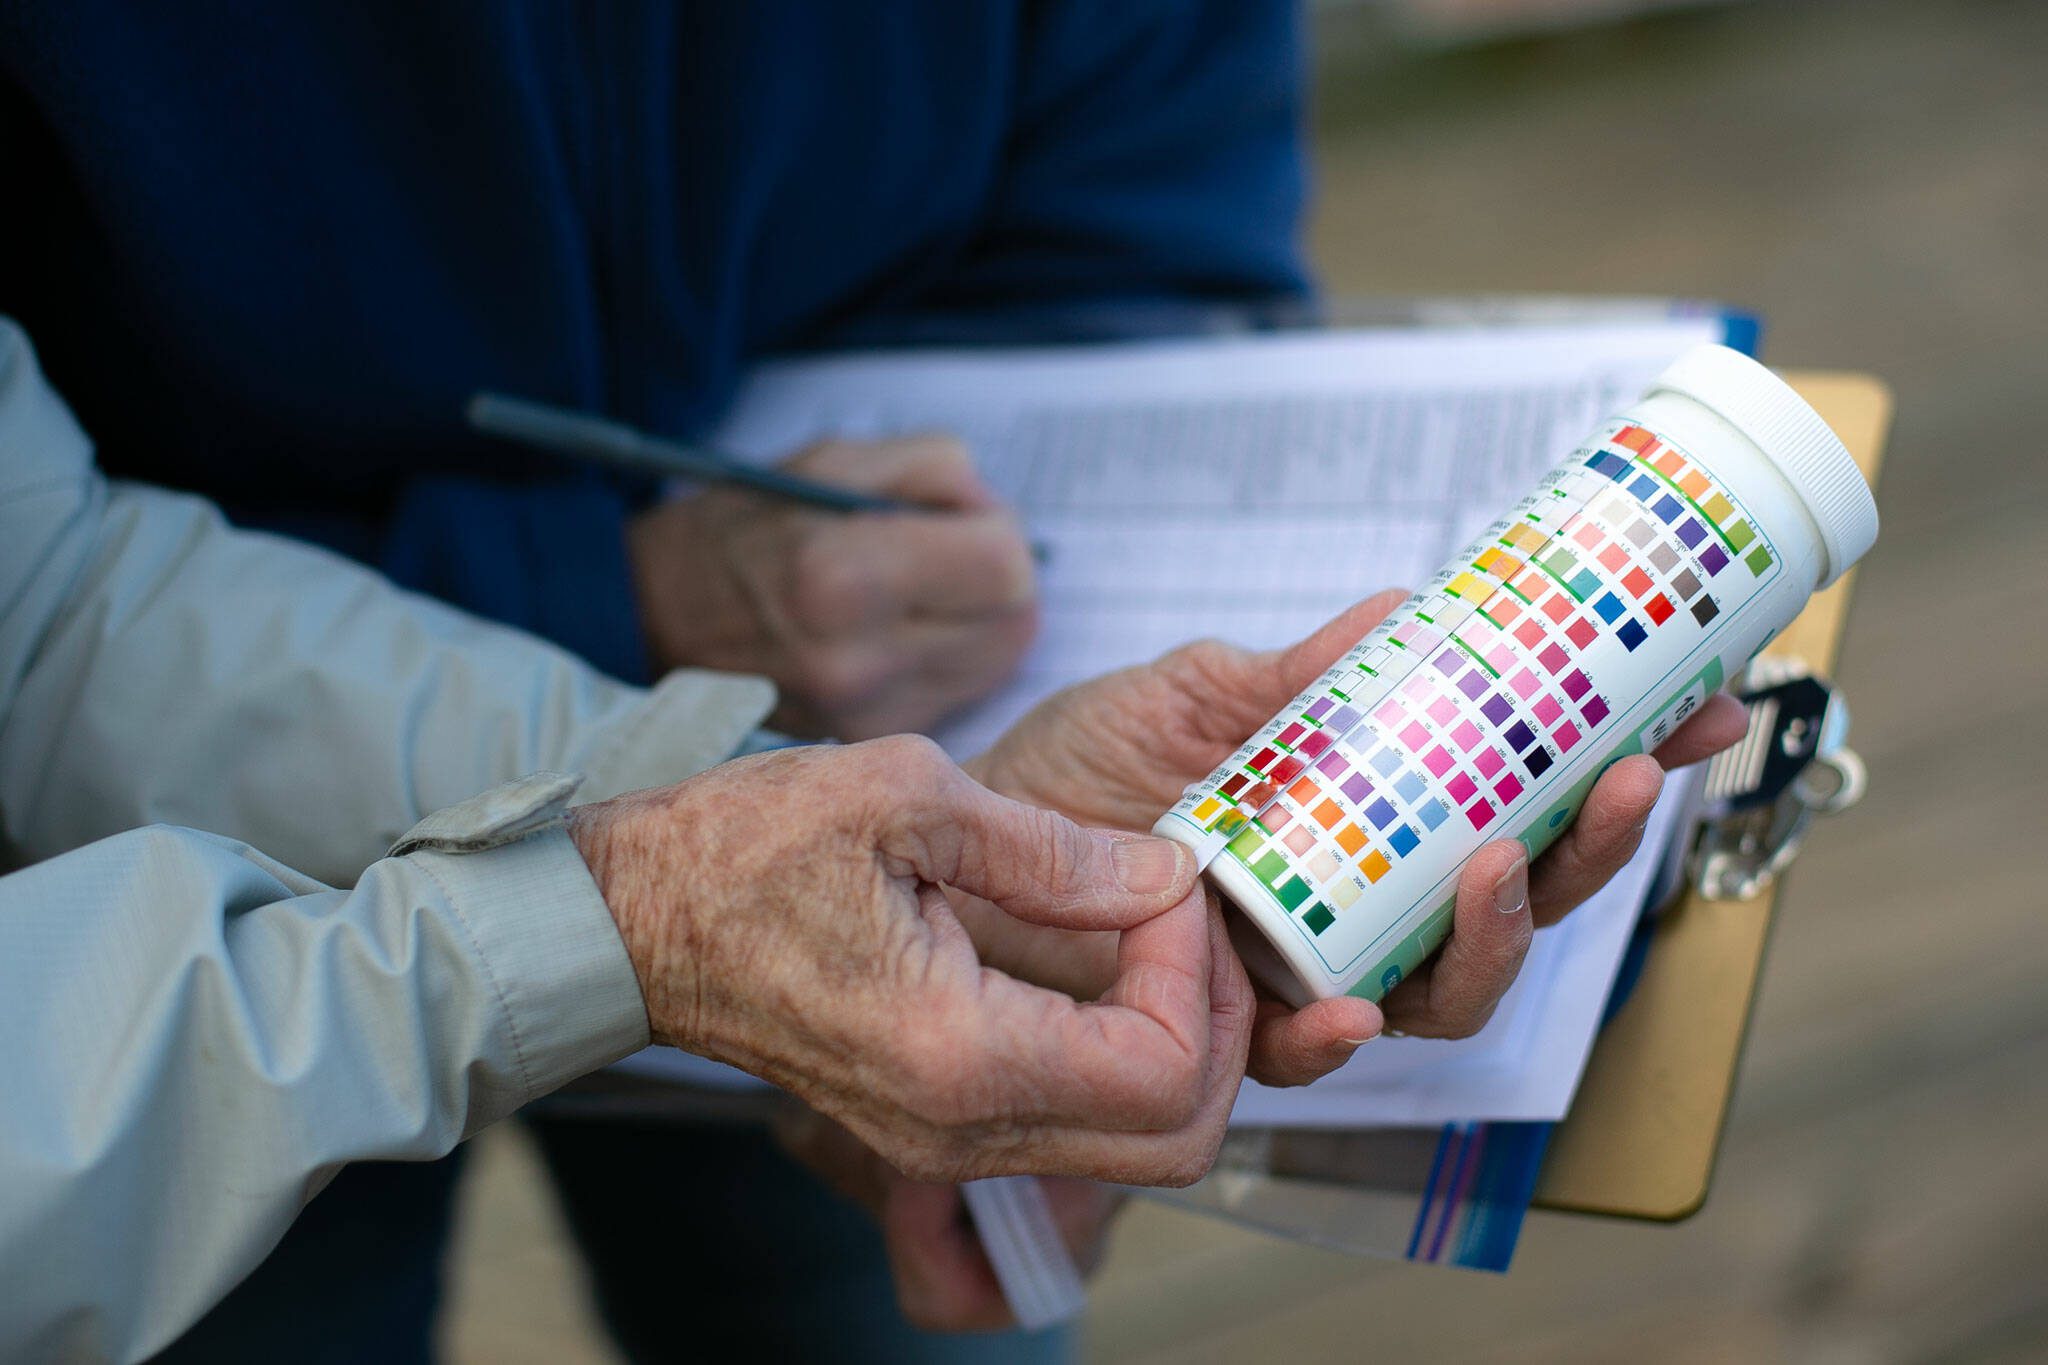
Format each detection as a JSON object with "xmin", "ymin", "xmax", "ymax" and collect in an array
[{"xmin": 1532, "ymin": 372, "xmax": 1893, "ymax": 1220}]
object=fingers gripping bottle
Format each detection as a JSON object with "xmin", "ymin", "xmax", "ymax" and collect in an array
[{"xmin": 1153, "ymin": 346, "xmax": 1879, "ymax": 1006}]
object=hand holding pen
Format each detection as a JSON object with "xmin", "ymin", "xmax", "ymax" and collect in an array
[{"xmin": 470, "ymin": 395, "xmax": 1041, "ymax": 739}]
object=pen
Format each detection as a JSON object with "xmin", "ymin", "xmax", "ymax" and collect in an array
[
  {"xmin": 466, "ymin": 392, "xmax": 913, "ymax": 513},
  {"xmin": 467, "ymin": 392, "xmax": 1049, "ymax": 563}
]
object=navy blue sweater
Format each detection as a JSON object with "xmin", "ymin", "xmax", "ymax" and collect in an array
[{"xmin": 1, "ymin": 2, "xmax": 1309, "ymax": 681}]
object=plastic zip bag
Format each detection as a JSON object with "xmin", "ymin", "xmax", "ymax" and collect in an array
[{"xmin": 1135, "ymin": 1120, "xmax": 1553, "ymax": 1272}]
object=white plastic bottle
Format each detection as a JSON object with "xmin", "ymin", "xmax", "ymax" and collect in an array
[{"xmin": 1153, "ymin": 345, "xmax": 1879, "ymax": 1005}]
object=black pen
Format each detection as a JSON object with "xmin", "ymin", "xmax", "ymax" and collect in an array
[
  {"xmin": 467, "ymin": 392, "xmax": 918, "ymax": 513},
  {"xmin": 468, "ymin": 392, "xmax": 1049, "ymax": 562}
]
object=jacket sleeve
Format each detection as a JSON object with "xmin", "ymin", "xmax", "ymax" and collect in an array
[
  {"xmin": 0, "ymin": 784, "xmax": 650, "ymax": 1363},
  {"xmin": 0, "ymin": 319, "xmax": 773, "ymax": 887}
]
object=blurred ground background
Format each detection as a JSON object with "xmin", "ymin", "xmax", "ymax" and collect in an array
[{"xmin": 443, "ymin": 2, "xmax": 2048, "ymax": 1359}]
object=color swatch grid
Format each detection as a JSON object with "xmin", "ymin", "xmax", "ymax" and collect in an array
[{"xmin": 1178, "ymin": 419, "xmax": 1780, "ymax": 957}]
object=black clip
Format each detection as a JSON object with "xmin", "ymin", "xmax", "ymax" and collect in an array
[{"xmin": 1690, "ymin": 658, "xmax": 1865, "ymax": 901}]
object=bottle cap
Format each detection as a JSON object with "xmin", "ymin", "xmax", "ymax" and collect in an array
[{"xmin": 1647, "ymin": 345, "xmax": 1879, "ymax": 588}]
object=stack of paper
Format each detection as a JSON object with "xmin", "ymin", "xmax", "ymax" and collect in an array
[{"xmin": 688, "ymin": 317, "xmax": 1722, "ymax": 1127}]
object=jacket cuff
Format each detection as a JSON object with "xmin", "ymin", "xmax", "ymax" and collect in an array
[{"xmin": 397, "ymin": 781, "xmax": 650, "ymax": 1103}]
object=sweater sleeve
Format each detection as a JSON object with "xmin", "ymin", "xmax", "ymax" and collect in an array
[{"xmin": 376, "ymin": 472, "xmax": 655, "ymax": 686}]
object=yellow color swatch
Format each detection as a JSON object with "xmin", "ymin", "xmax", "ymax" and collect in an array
[
  {"xmin": 1192, "ymin": 797, "xmax": 1221, "ymax": 825},
  {"xmin": 1361, "ymin": 850, "xmax": 1393, "ymax": 883}
]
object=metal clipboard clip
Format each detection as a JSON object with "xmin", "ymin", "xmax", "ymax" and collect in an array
[{"xmin": 1688, "ymin": 658, "xmax": 1866, "ymax": 901}]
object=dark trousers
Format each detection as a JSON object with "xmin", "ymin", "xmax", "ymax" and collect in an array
[{"xmin": 153, "ymin": 1119, "xmax": 1070, "ymax": 1364}]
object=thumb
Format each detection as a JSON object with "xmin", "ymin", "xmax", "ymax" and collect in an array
[
  {"xmin": 894, "ymin": 769, "xmax": 1196, "ymax": 930},
  {"xmin": 1261, "ymin": 588, "xmax": 1410, "ymax": 697},
  {"xmin": 869, "ymin": 433, "xmax": 998, "ymax": 511},
  {"xmin": 1182, "ymin": 590, "xmax": 1410, "ymax": 747},
  {"xmin": 787, "ymin": 433, "xmax": 997, "ymax": 510}
]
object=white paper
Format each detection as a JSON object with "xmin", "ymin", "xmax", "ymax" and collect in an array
[
  {"xmin": 618, "ymin": 319, "xmax": 1722, "ymax": 1123},
  {"xmin": 960, "ymin": 1177, "xmax": 1088, "ymax": 1329}
]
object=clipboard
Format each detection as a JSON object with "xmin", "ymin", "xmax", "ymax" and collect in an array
[{"xmin": 1532, "ymin": 370, "xmax": 1894, "ymax": 1221}]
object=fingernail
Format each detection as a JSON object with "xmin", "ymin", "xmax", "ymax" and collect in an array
[
  {"xmin": 1493, "ymin": 857, "xmax": 1529, "ymax": 915},
  {"xmin": 1111, "ymin": 835, "xmax": 1190, "ymax": 895},
  {"xmin": 1338, "ymin": 1036, "xmax": 1376, "ymax": 1048}
]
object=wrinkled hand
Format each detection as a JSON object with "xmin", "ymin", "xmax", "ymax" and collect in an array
[
  {"xmin": 775, "ymin": 1104, "xmax": 1120, "ymax": 1332},
  {"xmin": 567, "ymin": 736, "xmax": 1254, "ymax": 1185},
  {"xmin": 967, "ymin": 590, "xmax": 1750, "ymax": 1059},
  {"xmin": 627, "ymin": 434, "xmax": 1038, "ymax": 740}
]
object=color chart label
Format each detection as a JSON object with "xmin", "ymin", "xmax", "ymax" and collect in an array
[{"xmin": 1164, "ymin": 419, "xmax": 1783, "ymax": 986}]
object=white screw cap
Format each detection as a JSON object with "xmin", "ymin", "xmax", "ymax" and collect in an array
[{"xmin": 1647, "ymin": 345, "xmax": 1879, "ymax": 588}]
